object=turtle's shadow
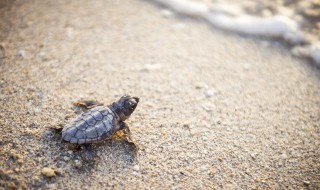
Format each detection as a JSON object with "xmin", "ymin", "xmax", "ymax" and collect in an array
[
  {"xmin": 47, "ymin": 127, "xmax": 138, "ymax": 173},
  {"xmin": 72, "ymin": 139, "xmax": 138, "ymax": 172},
  {"xmin": 61, "ymin": 134, "xmax": 138, "ymax": 170},
  {"xmin": 96, "ymin": 138, "xmax": 138, "ymax": 163}
]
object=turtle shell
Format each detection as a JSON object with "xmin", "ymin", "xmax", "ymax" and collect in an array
[{"xmin": 62, "ymin": 106, "xmax": 119, "ymax": 144}]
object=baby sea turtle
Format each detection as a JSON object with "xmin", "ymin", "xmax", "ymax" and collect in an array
[{"xmin": 62, "ymin": 95, "xmax": 139, "ymax": 158}]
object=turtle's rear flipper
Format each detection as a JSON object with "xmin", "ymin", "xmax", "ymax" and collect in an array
[
  {"xmin": 48, "ymin": 123, "xmax": 64, "ymax": 134},
  {"xmin": 73, "ymin": 100, "xmax": 103, "ymax": 110},
  {"xmin": 45, "ymin": 125, "xmax": 64, "ymax": 142},
  {"xmin": 72, "ymin": 100, "xmax": 104, "ymax": 114},
  {"xmin": 82, "ymin": 144, "xmax": 98, "ymax": 160}
]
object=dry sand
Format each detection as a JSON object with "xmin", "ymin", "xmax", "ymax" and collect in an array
[{"xmin": 0, "ymin": 0, "xmax": 319, "ymax": 189}]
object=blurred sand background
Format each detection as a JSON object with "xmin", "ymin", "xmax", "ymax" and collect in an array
[{"xmin": 0, "ymin": 0, "xmax": 319, "ymax": 189}]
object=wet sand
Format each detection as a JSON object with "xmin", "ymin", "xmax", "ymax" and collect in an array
[{"xmin": 0, "ymin": 0, "xmax": 319, "ymax": 189}]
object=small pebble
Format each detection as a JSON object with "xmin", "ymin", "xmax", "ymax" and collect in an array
[
  {"xmin": 303, "ymin": 180, "xmax": 310, "ymax": 186},
  {"xmin": 133, "ymin": 165, "xmax": 140, "ymax": 171},
  {"xmin": 182, "ymin": 121, "xmax": 190, "ymax": 128},
  {"xmin": 17, "ymin": 159, "xmax": 24, "ymax": 164},
  {"xmin": 36, "ymin": 51, "xmax": 48, "ymax": 61},
  {"xmin": 161, "ymin": 9, "xmax": 173, "ymax": 18},
  {"xmin": 132, "ymin": 171, "xmax": 141, "ymax": 177},
  {"xmin": 17, "ymin": 49, "xmax": 25, "ymax": 58},
  {"xmin": 54, "ymin": 168, "xmax": 63, "ymax": 176},
  {"xmin": 10, "ymin": 152, "xmax": 21, "ymax": 159},
  {"xmin": 7, "ymin": 182, "xmax": 17, "ymax": 189},
  {"xmin": 41, "ymin": 167, "xmax": 56, "ymax": 177},
  {"xmin": 47, "ymin": 184, "xmax": 57, "ymax": 189},
  {"xmin": 200, "ymin": 165, "xmax": 207, "ymax": 172},
  {"xmin": 63, "ymin": 156, "xmax": 70, "ymax": 162},
  {"xmin": 140, "ymin": 64, "xmax": 162, "ymax": 72},
  {"xmin": 195, "ymin": 82, "xmax": 208, "ymax": 90},
  {"xmin": 202, "ymin": 104, "xmax": 214, "ymax": 111},
  {"xmin": 205, "ymin": 90, "xmax": 214, "ymax": 98},
  {"xmin": 34, "ymin": 107, "xmax": 40, "ymax": 113},
  {"xmin": 243, "ymin": 63, "xmax": 250, "ymax": 70},
  {"xmin": 280, "ymin": 153, "xmax": 288, "ymax": 159},
  {"xmin": 74, "ymin": 160, "xmax": 82, "ymax": 169}
]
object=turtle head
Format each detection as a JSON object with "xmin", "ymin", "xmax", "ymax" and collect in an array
[{"xmin": 111, "ymin": 95, "xmax": 139, "ymax": 121}]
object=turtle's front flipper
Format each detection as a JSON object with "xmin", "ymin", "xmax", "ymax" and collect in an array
[
  {"xmin": 123, "ymin": 127, "xmax": 134, "ymax": 142},
  {"xmin": 119, "ymin": 122, "xmax": 129, "ymax": 130},
  {"xmin": 82, "ymin": 144, "xmax": 96, "ymax": 160},
  {"xmin": 120, "ymin": 122, "xmax": 139, "ymax": 158},
  {"xmin": 119, "ymin": 122, "xmax": 133, "ymax": 142}
]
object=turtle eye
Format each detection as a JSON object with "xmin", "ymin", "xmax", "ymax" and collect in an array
[{"xmin": 125, "ymin": 100, "xmax": 135, "ymax": 108}]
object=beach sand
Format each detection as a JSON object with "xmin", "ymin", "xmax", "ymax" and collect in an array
[{"xmin": 0, "ymin": 0, "xmax": 319, "ymax": 189}]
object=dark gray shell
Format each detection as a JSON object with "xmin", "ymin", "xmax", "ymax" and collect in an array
[{"xmin": 62, "ymin": 106, "xmax": 119, "ymax": 144}]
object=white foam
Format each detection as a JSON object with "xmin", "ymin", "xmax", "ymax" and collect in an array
[
  {"xmin": 154, "ymin": 0, "xmax": 209, "ymax": 17},
  {"xmin": 152, "ymin": 0, "xmax": 317, "ymax": 64},
  {"xmin": 292, "ymin": 43, "xmax": 320, "ymax": 66},
  {"xmin": 205, "ymin": 13, "xmax": 306, "ymax": 44}
]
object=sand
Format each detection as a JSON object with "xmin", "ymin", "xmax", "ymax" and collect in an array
[{"xmin": 0, "ymin": 0, "xmax": 319, "ymax": 189}]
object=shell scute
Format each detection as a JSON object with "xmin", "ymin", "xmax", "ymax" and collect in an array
[
  {"xmin": 87, "ymin": 118, "xmax": 97, "ymax": 126},
  {"xmin": 75, "ymin": 130, "xmax": 86, "ymax": 139},
  {"xmin": 70, "ymin": 137, "xmax": 79, "ymax": 143},
  {"xmin": 102, "ymin": 120, "xmax": 112, "ymax": 131},
  {"xmin": 96, "ymin": 125, "xmax": 107, "ymax": 136},
  {"xmin": 62, "ymin": 133, "xmax": 72, "ymax": 141},
  {"xmin": 100, "ymin": 109, "xmax": 111, "ymax": 116},
  {"xmin": 92, "ymin": 111, "xmax": 103, "ymax": 121},
  {"xmin": 74, "ymin": 120, "xmax": 88, "ymax": 130},
  {"xmin": 85, "ymin": 128, "xmax": 99, "ymax": 139}
]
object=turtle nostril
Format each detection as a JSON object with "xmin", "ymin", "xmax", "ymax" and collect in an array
[{"xmin": 134, "ymin": 97, "xmax": 139, "ymax": 103}]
